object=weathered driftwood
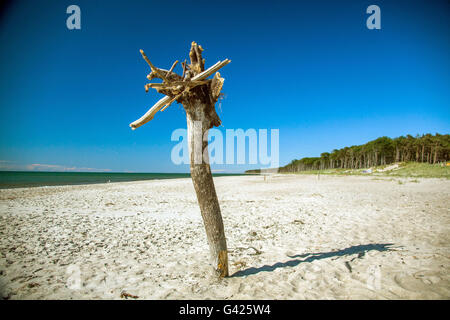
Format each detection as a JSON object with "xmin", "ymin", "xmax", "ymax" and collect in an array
[
  {"xmin": 130, "ymin": 55, "xmax": 230, "ymax": 130},
  {"xmin": 129, "ymin": 42, "xmax": 230, "ymax": 278}
]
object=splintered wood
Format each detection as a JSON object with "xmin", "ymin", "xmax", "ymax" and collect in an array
[{"xmin": 130, "ymin": 42, "xmax": 230, "ymax": 130}]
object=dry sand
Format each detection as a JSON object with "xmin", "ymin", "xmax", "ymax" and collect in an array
[{"xmin": 0, "ymin": 174, "xmax": 449, "ymax": 299}]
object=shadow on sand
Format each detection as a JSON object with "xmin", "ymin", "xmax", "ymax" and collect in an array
[{"xmin": 231, "ymin": 243, "xmax": 396, "ymax": 278}]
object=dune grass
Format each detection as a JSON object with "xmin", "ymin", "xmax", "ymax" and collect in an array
[
  {"xmin": 385, "ymin": 162, "xmax": 450, "ymax": 178},
  {"xmin": 282, "ymin": 162, "xmax": 450, "ymax": 179}
]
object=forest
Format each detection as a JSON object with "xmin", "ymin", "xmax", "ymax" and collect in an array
[{"xmin": 276, "ymin": 134, "xmax": 450, "ymax": 173}]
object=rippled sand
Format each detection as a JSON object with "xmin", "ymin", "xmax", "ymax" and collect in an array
[{"xmin": 0, "ymin": 174, "xmax": 449, "ymax": 299}]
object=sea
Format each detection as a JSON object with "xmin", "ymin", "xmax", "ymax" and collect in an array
[{"xmin": 0, "ymin": 171, "xmax": 243, "ymax": 189}]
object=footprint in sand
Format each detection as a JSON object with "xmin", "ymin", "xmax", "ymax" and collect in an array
[
  {"xmin": 413, "ymin": 270, "xmax": 442, "ymax": 285},
  {"xmin": 394, "ymin": 273, "xmax": 429, "ymax": 292}
]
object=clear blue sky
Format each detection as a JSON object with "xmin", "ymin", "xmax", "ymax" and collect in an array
[{"xmin": 0, "ymin": 0, "xmax": 448, "ymax": 173}]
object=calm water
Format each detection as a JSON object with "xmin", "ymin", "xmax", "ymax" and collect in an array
[{"xmin": 0, "ymin": 171, "xmax": 243, "ymax": 189}]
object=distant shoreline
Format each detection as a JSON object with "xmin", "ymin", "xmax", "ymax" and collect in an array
[{"xmin": 0, "ymin": 171, "xmax": 244, "ymax": 189}]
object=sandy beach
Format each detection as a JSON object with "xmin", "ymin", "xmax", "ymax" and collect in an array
[{"xmin": 0, "ymin": 174, "xmax": 449, "ymax": 300}]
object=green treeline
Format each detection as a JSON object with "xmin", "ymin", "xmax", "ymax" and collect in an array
[{"xmin": 279, "ymin": 134, "xmax": 450, "ymax": 173}]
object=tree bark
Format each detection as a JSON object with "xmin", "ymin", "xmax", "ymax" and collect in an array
[{"xmin": 184, "ymin": 97, "xmax": 228, "ymax": 278}]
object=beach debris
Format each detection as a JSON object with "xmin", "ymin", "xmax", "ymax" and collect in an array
[
  {"xmin": 232, "ymin": 260, "xmax": 247, "ymax": 269},
  {"xmin": 345, "ymin": 261, "xmax": 352, "ymax": 273},
  {"xmin": 231, "ymin": 246, "xmax": 262, "ymax": 255},
  {"xmin": 27, "ymin": 282, "xmax": 40, "ymax": 288},
  {"xmin": 120, "ymin": 290, "xmax": 139, "ymax": 299},
  {"xmin": 129, "ymin": 42, "xmax": 231, "ymax": 278},
  {"xmin": 249, "ymin": 247, "xmax": 262, "ymax": 255}
]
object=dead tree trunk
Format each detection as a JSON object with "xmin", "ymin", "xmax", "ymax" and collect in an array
[
  {"xmin": 129, "ymin": 42, "xmax": 230, "ymax": 277},
  {"xmin": 186, "ymin": 113, "xmax": 228, "ymax": 277}
]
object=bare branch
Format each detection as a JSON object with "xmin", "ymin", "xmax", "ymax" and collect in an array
[
  {"xmin": 167, "ymin": 60, "xmax": 179, "ymax": 77},
  {"xmin": 147, "ymin": 68, "xmax": 183, "ymax": 82},
  {"xmin": 189, "ymin": 41, "xmax": 205, "ymax": 75},
  {"xmin": 148, "ymin": 80, "xmax": 208, "ymax": 88},
  {"xmin": 181, "ymin": 59, "xmax": 187, "ymax": 79},
  {"xmin": 130, "ymin": 55, "xmax": 230, "ymax": 129},
  {"xmin": 140, "ymin": 49, "xmax": 157, "ymax": 69},
  {"xmin": 140, "ymin": 49, "xmax": 168, "ymax": 82},
  {"xmin": 192, "ymin": 59, "xmax": 231, "ymax": 81},
  {"xmin": 129, "ymin": 95, "xmax": 172, "ymax": 130},
  {"xmin": 160, "ymin": 92, "xmax": 183, "ymax": 112}
]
